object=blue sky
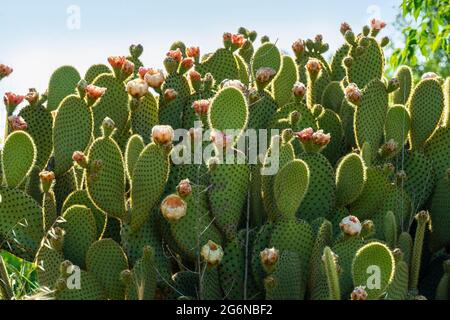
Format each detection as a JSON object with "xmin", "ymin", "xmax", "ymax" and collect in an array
[{"xmin": 0, "ymin": 0, "xmax": 402, "ymax": 136}]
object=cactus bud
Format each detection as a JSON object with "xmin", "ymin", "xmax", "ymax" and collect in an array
[
  {"xmin": 360, "ymin": 220, "xmax": 375, "ymax": 238},
  {"xmin": 3, "ymin": 92, "xmax": 25, "ymax": 114},
  {"xmin": 292, "ymin": 39, "xmax": 305, "ymax": 57},
  {"xmin": 25, "ymin": 88, "xmax": 39, "ymax": 105},
  {"xmin": 340, "ymin": 22, "xmax": 352, "ymax": 35},
  {"xmin": 237, "ymin": 27, "xmax": 248, "ymax": 36},
  {"xmin": 201, "ymin": 240, "xmax": 224, "ymax": 267},
  {"xmin": 151, "ymin": 125, "xmax": 174, "ymax": 146},
  {"xmin": 295, "ymin": 127, "xmax": 314, "ymax": 143},
  {"xmin": 180, "ymin": 57, "xmax": 195, "ymax": 73},
  {"xmin": 248, "ymin": 30, "xmax": 257, "ymax": 42},
  {"xmin": 176, "ymin": 179, "xmax": 192, "ymax": 198},
  {"xmin": 362, "ymin": 25, "xmax": 371, "ymax": 36},
  {"xmin": 260, "ymin": 247, "xmax": 279, "ymax": 272},
  {"xmin": 120, "ymin": 269, "xmax": 132, "ymax": 285},
  {"xmin": 344, "ymin": 30, "xmax": 356, "ymax": 46},
  {"xmin": 8, "ymin": 115, "xmax": 27, "ymax": 131},
  {"xmin": 380, "ymin": 36, "xmax": 390, "ymax": 47},
  {"xmin": 143, "ymin": 68, "xmax": 165, "ymax": 88},
  {"xmin": 39, "ymin": 170, "xmax": 55, "ymax": 193},
  {"xmin": 379, "ymin": 139, "xmax": 398, "ymax": 158},
  {"xmin": 186, "ymin": 46, "xmax": 200, "ymax": 59},
  {"xmin": 192, "ymin": 99, "xmax": 210, "ymax": 115},
  {"xmin": 255, "ymin": 67, "xmax": 276, "ymax": 90},
  {"xmin": 281, "ymin": 128, "xmax": 294, "ymax": 143},
  {"xmin": 387, "ymin": 77, "xmax": 400, "ymax": 93},
  {"xmin": 126, "ymin": 78, "xmax": 148, "ymax": 99},
  {"xmin": 72, "ymin": 151, "xmax": 88, "ymax": 169},
  {"xmin": 85, "ymin": 84, "xmax": 107, "ymax": 104},
  {"xmin": 261, "ymin": 35, "xmax": 270, "ymax": 43},
  {"xmin": 415, "ymin": 210, "xmax": 430, "ymax": 224},
  {"xmin": 351, "ymin": 286, "xmax": 368, "ymax": 300},
  {"xmin": 161, "ymin": 194, "xmax": 187, "ymax": 221},
  {"xmin": 0, "ymin": 64, "xmax": 13, "ymax": 80},
  {"xmin": 392, "ymin": 248, "xmax": 404, "ymax": 262},
  {"xmin": 339, "ymin": 215, "xmax": 362, "ymax": 236},
  {"xmin": 107, "ymin": 56, "xmax": 126, "ymax": 70},
  {"xmin": 343, "ymin": 56, "xmax": 353, "ymax": 68},
  {"xmin": 370, "ymin": 19, "xmax": 386, "ymax": 31},
  {"xmin": 289, "ymin": 111, "xmax": 300, "ymax": 126},
  {"xmin": 164, "ymin": 88, "xmax": 178, "ymax": 103},
  {"xmin": 345, "ymin": 83, "xmax": 362, "ymax": 105},
  {"xmin": 102, "ymin": 117, "xmax": 116, "ymax": 137},
  {"xmin": 306, "ymin": 58, "xmax": 322, "ymax": 80},
  {"xmin": 59, "ymin": 260, "xmax": 74, "ymax": 277},
  {"xmin": 292, "ymin": 81, "xmax": 307, "ymax": 99}
]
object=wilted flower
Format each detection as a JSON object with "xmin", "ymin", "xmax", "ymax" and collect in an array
[
  {"xmin": 161, "ymin": 194, "xmax": 187, "ymax": 221},
  {"xmin": 166, "ymin": 49, "xmax": 183, "ymax": 62},
  {"xmin": 370, "ymin": 19, "xmax": 386, "ymax": 30},
  {"xmin": 176, "ymin": 179, "xmax": 192, "ymax": 198},
  {"xmin": 8, "ymin": 115, "xmax": 27, "ymax": 131},
  {"xmin": 315, "ymin": 34, "xmax": 323, "ymax": 43},
  {"xmin": 164, "ymin": 88, "xmax": 178, "ymax": 102},
  {"xmin": 339, "ymin": 215, "xmax": 362, "ymax": 236},
  {"xmin": 25, "ymin": 88, "xmax": 39, "ymax": 105},
  {"xmin": 192, "ymin": 99, "xmax": 210, "ymax": 115},
  {"xmin": 312, "ymin": 129, "xmax": 331, "ymax": 146},
  {"xmin": 186, "ymin": 46, "xmax": 200, "ymax": 58},
  {"xmin": 152, "ymin": 125, "xmax": 174, "ymax": 146},
  {"xmin": 345, "ymin": 83, "xmax": 362, "ymax": 105},
  {"xmin": 85, "ymin": 85, "xmax": 107, "ymax": 100},
  {"xmin": 292, "ymin": 39, "xmax": 305, "ymax": 55},
  {"xmin": 201, "ymin": 240, "xmax": 224, "ymax": 266},
  {"xmin": 292, "ymin": 82, "xmax": 307, "ymax": 98},
  {"xmin": 144, "ymin": 68, "xmax": 165, "ymax": 88},
  {"xmin": 255, "ymin": 67, "xmax": 276, "ymax": 83},
  {"xmin": 72, "ymin": 151, "xmax": 86, "ymax": 164},
  {"xmin": 260, "ymin": 248, "xmax": 279, "ymax": 268},
  {"xmin": 351, "ymin": 286, "xmax": 368, "ymax": 300},
  {"xmin": 295, "ymin": 127, "xmax": 314, "ymax": 143},
  {"xmin": 0, "ymin": 64, "xmax": 13, "ymax": 79},
  {"xmin": 126, "ymin": 78, "xmax": 148, "ymax": 98}
]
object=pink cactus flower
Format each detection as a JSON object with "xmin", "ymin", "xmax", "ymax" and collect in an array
[
  {"xmin": 223, "ymin": 32, "xmax": 232, "ymax": 42},
  {"xmin": 192, "ymin": 99, "xmax": 210, "ymax": 115},
  {"xmin": 345, "ymin": 83, "xmax": 362, "ymax": 105},
  {"xmin": 166, "ymin": 49, "xmax": 183, "ymax": 63},
  {"xmin": 8, "ymin": 115, "xmax": 27, "ymax": 131},
  {"xmin": 231, "ymin": 34, "xmax": 246, "ymax": 48},
  {"xmin": 4, "ymin": 92, "xmax": 25, "ymax": 108},
  {"xmin": 107, "ymin": 56, "xmax": 126, "ymax": 69},
  {"xmin": 186, "ymin": 46, "xmax": 200, "ymax": 58},
  {"xmin": 295, "ymin": 127, "xmax": 314, "ymax": 143},
  {"xmin": 255, "ymin": 67, "xmax": 276, "ymax": 83},
  {"xmin": 312, "ymin": 129, "xmax": 331, "ymax": 146},
  {"xmin": 370, "ymin": 18, "xmax": 386, "ymax": 30},
  {"xmin": 85, "ymin": 85, "xmax": 107, "ymax": 100},
  {"xmin": 0, "ymin": 64, "xmax": 13, "ymax": 79},
  {"xmin": 189, "ymin": 69, "xmax": 202, "ymax": 82},
  {"xmin": 340, "ymin": 22, "xmax": 351, "ymax": 35}
]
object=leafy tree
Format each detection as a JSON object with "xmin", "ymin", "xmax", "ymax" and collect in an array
[{"xmin": 390, "ymin": 0, "xmax": 450, "ymax": 77}]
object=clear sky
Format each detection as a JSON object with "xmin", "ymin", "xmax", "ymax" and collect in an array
[{"xmin": 0, "ymin": 0, "xmax": 402, "ymax": 136}]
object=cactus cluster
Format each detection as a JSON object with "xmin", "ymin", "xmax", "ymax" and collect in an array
[{"xmin": 0, "ymin": 21, "xmax": 449, "ymax": 301}]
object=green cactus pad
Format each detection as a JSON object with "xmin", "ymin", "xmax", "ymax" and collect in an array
[
  {"xmin": 0, "ymin": 187, "xmax": 43, "ymax": 258},
  {"xmin": 1, "ymin": 131, "xmax": 36, "ymax": 187},
  {"xmin": 86, "ymin": 135, "xmax": 126, "ymax": 220},
  {"xmin": 379, "ymin": 184, "xmax": 412, "ymax": 232},
  {"xmin": 340, "ymin": 99, "xmax": 356, "ymax": 148},
  {"xmin": 59, "ymin": 205, "xmax": 97, "ymax": 269},
  {"xmin": 124, "ymin": 246, "xmax": 157, "ymax": 300},
  {"xmin": 125, "ymin": 134, "xmax": 145, "ymax": 181},
  {"xmin": 198, "ymin": 48, "xmax": 239, "ymax": 84},
  {"xmin": 316, "ymin": 107, "xmax": 344, "ymax": 164},
  {"xmin": 56, "ymin": 270, "xmax": 106, "ymax": 300},
  {"xmin": 47, "ymin": 66, "xmax": 81, "ymax": 111},
  {"xmin": 159, "ymin": 73, "xmax": 190, "ymax": 129},
  {"xmin": 54, "ymin": 169, "xmax": 77, "ymax": 214},
  {"xmin": 350, "ymin": 167, "xmax": 389, "ymax": 220},
  {"xmin": 273, "ymin": 159, "xmax": 310, "ymax": 219},
  {"xmin": 309, "ymin": 67, "xmax": 331, "ymax": 107},
  {"xmin": 248, "ymin": 91, "xmax": 278, "ymax": 130},
  {"xmin": 384, "ymin": 211, "xmax": 398, "ymax": 249},
  {"xmin": 62, "ymin": 190, "xmax": 107, "ymax": 239},
  {"xmin": 251, "ymin": 223, "xmax": 274, "ymax": 292},
  {"xmin": 335, "ymin": 153, "xmax": 366, "ymax": 207},
  {"xmin": 330, "ymin": 44, "xmax": 350, "ymax": 81},
  {"xmin": 346, "ymin": 37, "xmax": 384, "ymax": 88},
  {"xmin": 296, "ymin": 153, "xmax": 335, "ymax": 222},
  {"xmin": 252, "ymin": 43, "xmax": 281, "ymax": 80},
  {"xmin": 235, "ymin": 54, "xmax": 250, "ymax": 85},
  {"xmin": 35, "ymin": 235, "xmax": 64, "ymax": 288},
  {"xmin": 169, "ymin": 185, "xmax": 222, "ymax": 261},
  {"xmin": 354, "ymin": 79, "xmax": 388, "ymax": 159},
  {"xmin": 265, "ymin": 251, "xmax": 303, "ymax": 300},
  {"xmin": 201, "ymin": 266, "xmax": 223, "ymax": 300},
  {"xmin": 53, "ymin": 95, "xmax": 93, "ymax": 176},
  {"xmin": 208, "ymin": 87, "xmax": 248, "ymax": 133},
  {"xmin": 429, "ymin": 178, "xmax": 450, "ymax": 252},
  {"xmin": 86, "ymin": 239, "xmax": 128, "ymax": 300},
  {"xmin": 393, "ymin": 66, "xmax": 413, "ymax": 105},
  {"xmin": 352, "ymin": 242, "xmax": 395, "ymax": 299},
  {"xmin": 386, "ymin": 260, "xmax": 409, "ymax": 300},
  {"xmin": 408, "ymin": 78, "xmax": 444, "ymax": 149},
  {"xmin": 85, "ymin": 64, "xmax": 111, "ymax": 84},
  {"xmin": 42, "ymin": 190, "xmax": 57, "ymax": 231},
  {"xmin": 92, "ymin": 74, "xmax": 130, "ymax": 136},
  {"xmin": 19, "ymin": 103, "xmax": 53, "ymax": 169},
  {"xmin": 322, "ymin": 246, "xmax": 341, "ymax": 300},
  {"xmin": 130, "ymin": 93, "xmax": 159, "ymax": 144},
  {"xmin": 130, "ymin": 143, "xmax": 170, "ymax": 231},
  {"xmin": 425, "ymin": 127, "xmax": 450, "ymax": 180},
  {"xmin": 321, "ymin": 81, "xmax": 345, "ymax": 113},
  {"xmin": 209, "ymin": 163, "xmax": 249, "ymax": 240},
  {"xmin": 272, "ymin": 56, "xmax": 298, "ymax": 108},
  {"xmin": 384, "ymin": 104, "xmax": 411, "ymax": 150},
  {"xmin": 398, "ymin": 232, "xmax": 413, "ymax": 267}
]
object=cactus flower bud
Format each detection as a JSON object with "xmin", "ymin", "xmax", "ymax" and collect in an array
[
  {"xmin": 415, "ymin": 210, "xmax": 430, "ymax": 224},
  {"xmin": 186, "ymin": 46, "xmax": 200, "ymax": 58},
  {"xmin": 126, "ymin": 78, "xmax": 149, "ymax": 99},
  {"xmin": 164, "ymin": 88, "xmax": 178, "ymax": 102},
  {"xmin": 143, "ymin": 68, "xmax": 165, "ymax": 88},
  {"xmin": 39, "ymin": 170, "xmax": 55, "ymax": 193},
  {"xmin": 192, "ymin": 99, "xmax": 210, "ymax": 115},
  {"xmin": 108, "ymin": 56, "xmax": 127, "ymax": 69},
  {"xmin": 201, "ymin": 240, "xmax": 224, "ymax": 266},
  {"xmin": 152, "ymin": 125, "xmax": 174, "ymax": 146},
  {"xmin": 3, "ymin": 92, "xmax": 25, "ymax": 113},
  {"xmin": 292, "ymin": 82, "xmax": 307, "ymax": 98},
  {"xmin": 255, "ymin": 67, "xmax": 276, "ymax": 86},
  {"xmin": 340, "ymin": 22, "xmax": 352, "ymax": 35},
  {"xmin": 306, "ymin": 58, "xmax": 322, "ymax": 79},
  {"xmin": 72, "ymin": 151, "xmax": 88, "ymax": 168},
  {"xmin": 370, "ymin": 19, "xmax": 386, "ymax": 31},
  {"xmin": 166, "ymin": 49, "xmax": 183, "ymax": 63},
  {"xmin": 0, "ymin": 64, "xmax": 13, "ymax": 80},
  {"xmin": 292, "ymin": 39, "xmax": 305, "ymax": 56},
  {"xmin": 223, "ymin": 32, "xmax": 232, "ymax": 49},
  {"xmin": 8, "ymin": 115, "xmax": 27, "ymax": 131},
  {"xmin": 161, "ymin": 194, "xmax": 187, "ymax": 221},
  {"xmin": 422, "ymin": 72, "xmax": 439, "ymax": 80},
  {"xmin": 315, "ymin": 34, "xmax": 323, "ymax": 43},
  {"xmin": 176, "ymin": 179, "xmax": 192, "ymax": 198},
  {"xmin": 351, "ymin": 286, "xmax": 368, "ymax": 300},
  {"xmin": 340, "ymin": 215, "xmax": 362, "ymax": 236},
  {"xmin": 25, "ymin": 88, "xmax": 39, "ymax": 105},
  {"xmin": 295, "ymin": 127, "xmax": 314, "ymax": 143},
  {"xmin": 260, "ymin": 247, "xmax": 279, "ymax": 271},
  {"xmin": 380, "ymin": 36, "xmax": 390, "ymax": 47},
  {"xmin": 85, "ymin": 84, "xmax": 107, "ymax": 100},
  {"xmin": 345, "ymin": 83, "xmax": 362, "ymax": 105},
  {"xmin": 189, "ymin": 69, "xmax": 201, "ymax": 82},
  {"xmin": 180, "ymin": 57, "xmax": 194, "ymax": 72}
]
